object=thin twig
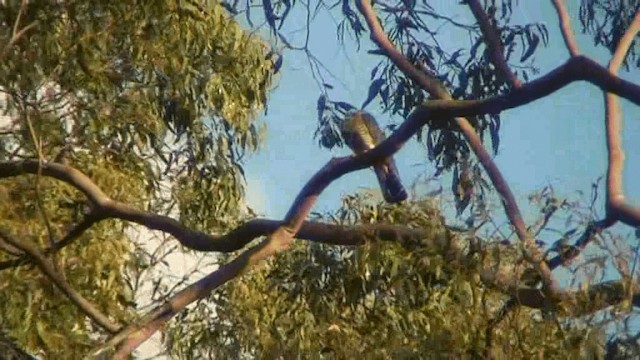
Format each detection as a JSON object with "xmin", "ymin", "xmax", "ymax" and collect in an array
[
  {"xmin": 0, "ymin": 20, "xmax": 38, "ymax": 61},
  {"xmin": 24, "ymin": 104, "xmax": 58, "ymax": 251}
]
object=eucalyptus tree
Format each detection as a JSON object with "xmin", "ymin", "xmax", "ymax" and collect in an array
[{"xmin": 1, "ymin": 0, "xmax": 640, "ymax": 359}]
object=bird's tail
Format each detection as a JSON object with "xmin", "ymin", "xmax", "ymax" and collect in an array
[{"xmin": 373, "ymin": 160, "xmax": 408, "ymax": 204}]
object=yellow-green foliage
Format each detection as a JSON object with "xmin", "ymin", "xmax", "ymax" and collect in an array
[
  {"xmin": 0, "ymin": 0, "xmax": 274, "ymax": 232},
  {"xmin": 0, "ymin": 173, "xmax": 136, "ymax": 356},
  {"xmin": 167, "ymin": 194, "xmax": 603, "ymax": 359},
  {"xmin": 0, "ymin": 0, "xmax": 274, "ymax": 356}
]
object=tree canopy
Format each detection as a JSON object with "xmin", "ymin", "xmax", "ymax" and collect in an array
[
  {"xmin": 0, "ymin": 0, "xmax": 274, "ymax": 357},
  {"xmin": 1, "ymin": 0, "xmax": 640, "ymax": 359}
]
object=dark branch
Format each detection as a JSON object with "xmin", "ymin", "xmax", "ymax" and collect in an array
[
  {"xmin": 356, "ymin": 0, "xmax": 557, "ymax": 295},
  {"xmin": 421, "ymin": 56, "xmax": 640, "ymax": 121},
  {"xmin": 0, "ymin": 161, "xmax": 427, "ymax": 256}
]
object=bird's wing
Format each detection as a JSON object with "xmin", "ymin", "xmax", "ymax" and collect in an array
[{"xmin": 341, "ymin": 111, "xmax": 384, "ymax": 153}]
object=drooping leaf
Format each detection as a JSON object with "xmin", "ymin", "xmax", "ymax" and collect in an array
[{"xmin": 361, "ymin": 78, "xmax": 385, "ymax": 109}]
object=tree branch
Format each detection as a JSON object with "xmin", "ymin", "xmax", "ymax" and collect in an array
[
  {"xmin": 0, "ymin": 227, "xmax": 122, "ymax": 333},
  {"xmin": 550, "ymin": 0, "xmax": 580, "ymax": 56},
  {"xmin": 480, "ymin": 267, "xmax": 640, "ymax": 317},
  {"xmin": 604, "ymin": 10, "xmax": 640, "ymax": 227},
  {"xmin": 0, "ymin": 0, "xmax": 39, "ymax": 61},
  {"xmin": 547, "ymin": 218, "xmax": 614, "ymax": 269},
  {"xmin": 0, "ymin": 160, "xmax": 109, "ymax": 205},
  {"xmin": 356, "ymin": 0, "xmax": 558, "ymax": 295},
  {"xmin": 515, "ymin": 280, "xmax": 640, "ymax": 317},
  {"xmin": 466, "ymin": 0, "xmax": 521, "ymax": 88},
  {"xmin": 0, "ymin": 161, "xmax": 427, "ymax": 256},
  {"xmin": 420, "ymin": 55, "xmax": 640, "ymax": 123},
  {"xmin": 101, "ymin": 226, "xmax": 304, "ymax": 358}
]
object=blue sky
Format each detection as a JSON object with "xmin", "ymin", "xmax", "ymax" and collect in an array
[{"xmin": 243, "ymin": 1, "xmax": 640, "ymax": 244}]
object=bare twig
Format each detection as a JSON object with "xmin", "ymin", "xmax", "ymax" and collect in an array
[
  {"xmin": 0, "ymin": 227, "xmax": 122, "ymax": 333},
  {"xmin": 0, "ymin": 9, "xmax": 38, "ymax": 61},
  {"xmin": 24, "ymin": 102, "xmax": 58, "ymax": 251},
  {"xmin": 12, "ymin": 0, "xmax": 29, "ymax": 37},
  {"xmin": 467, "ymin": 0, "xmax": 521, "ymax": 88},
  {"xmin": 550, "ymin": 0, "xmax": 580, "ymax": 56}
]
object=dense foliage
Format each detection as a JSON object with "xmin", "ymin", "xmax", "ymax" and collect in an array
[
  {"xmin": 0, "ymin": 0, "xmax": 274, "ymax": 356},
  {"xmin": 167, "ymin": 195, "xmax": 608, "ymax": 358}
]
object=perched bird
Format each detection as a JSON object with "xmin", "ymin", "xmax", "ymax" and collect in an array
[{"xmin": 340, "ymin": 111, "xmax": 408, "ymax": 204}]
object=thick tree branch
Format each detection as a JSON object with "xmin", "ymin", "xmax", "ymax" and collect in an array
[
  {"xmin": 0, "ymin": 329, "xmax": 38, "ymax": 360},
  {"xmin": 0, "ymin": 227, "xmax": 122, "ymax": 333},
  {"xmin": 603, "ymin": 10, "xmax": 640, "ymax": 228},
  {"xmin": 0, "ymin": 235, "xmax": 22, "ymax": 257},
  {"xmin": 0, "ymin": 161, "xmax": 109, "ymax": 205},
  {"xmin": 551, "ymin": 0, "xmax": 580, "ymax": 56},
  {"xmin": 481, "ymin": 268, "xmax": 640, "ymax": 317},
  {"xmin": 0, "ymin": 161, "xmax": 426, "ymax": 255},
  {"xmin": 102, "ymin": 228, "xmax": 293, "ymax": 359},
  {"xmin": 420, "ymin": 55, "xmax": 640, "ymax": 122},
  {"xmin": 356, "ymin": 0, "xmax": 558, "ymax": 295},
  {"xmin": 466, "ymin": 0, "xmax": 521, "ymax": 88}
]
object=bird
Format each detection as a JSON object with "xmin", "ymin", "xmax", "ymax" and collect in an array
[{"xmin": 340, "ymin": 111, "xmax": 408, "ymax": 204}]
